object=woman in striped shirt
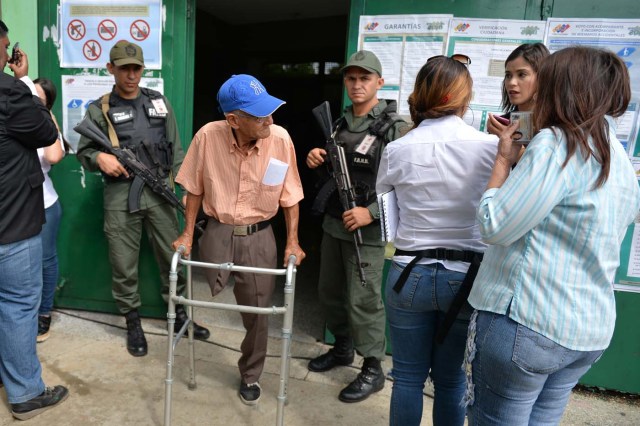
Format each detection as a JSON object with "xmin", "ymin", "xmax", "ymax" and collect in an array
[{"xmin": 465, "ymin": 46, "xmax": 640, "ymax": 425}]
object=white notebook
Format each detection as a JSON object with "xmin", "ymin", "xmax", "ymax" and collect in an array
[{"xmin": 378, "ymin": 189, "xmax": 399, "ymax": 242}]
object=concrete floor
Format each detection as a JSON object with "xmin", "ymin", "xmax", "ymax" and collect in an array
[{"xmin": 1, "ymin": 267, "xmax": 639, "ymax": 425}]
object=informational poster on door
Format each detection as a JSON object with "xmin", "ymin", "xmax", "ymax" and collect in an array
[
  {"xmin": 355, "ymin": 15, "xmax": 640, "ymax": 292},
  {"xmin": 545, "ymin": 18, "xmax": 640, "ymax": 156},
  {"xmin": 355, "ymin": 15, "xmax": 546, "ymax": 129},
  {"xmin": 615, "ymin": 221, "xmax": 640, "ymax": 293},
  {"xmin": 445, "ymin": 18, "xmax": 547, "ymax": 130},
  {"xmin": 357, "ymin": 14, "xmax": 453, "ymax": 117},
  {"xmin": 61, "ymin": 74, "xmax": 164, "ymax": 151},
  {"xmin": 60, "ymin": 0, "xmax": 162, "ymax": 69}
]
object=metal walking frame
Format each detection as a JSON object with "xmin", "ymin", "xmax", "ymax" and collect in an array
[{"xmin": 163, "ymin": 246, "xmax": 297, "ymax": 426}]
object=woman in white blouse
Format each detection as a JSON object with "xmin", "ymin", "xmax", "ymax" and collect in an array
[{"xmin": 376, "ymin": 55, "xmax": 498, "ymax": 426}]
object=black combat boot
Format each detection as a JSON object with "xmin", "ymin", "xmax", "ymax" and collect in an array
[
  {"xmin": 308, "ymin": 335, "xmax": 355, "ymax": 372},
  {"xmin": 124, "ymin": 310, "xmax": 147, "ymax": 357},
  {"xmin": 174, "ymin": 305, "xmax": 211, "ymax": 341},
  {"xmin": 338, "ymin": 357, "xmax": 385, "ymax": 403}
]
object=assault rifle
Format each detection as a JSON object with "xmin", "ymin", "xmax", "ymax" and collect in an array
[
  {"xmin": 312, "ymin": 101, "xmax": 367, "ymax": 286},
  {"xmin": 74, "ymin": 116, "xmax": 187, "ymax": 218}
]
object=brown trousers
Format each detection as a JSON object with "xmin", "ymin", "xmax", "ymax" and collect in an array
[{"xmin": 198, "ymin": 220, "xmax": 276, "ymax": 384}]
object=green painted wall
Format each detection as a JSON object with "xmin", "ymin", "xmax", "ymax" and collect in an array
[
  {"xmin": 1, "ymin": 0, "xmax": 38, "ymax": 79},
  {"xmin": 31, "ymin": 0, "xmax": 196, "ymax": 318}
]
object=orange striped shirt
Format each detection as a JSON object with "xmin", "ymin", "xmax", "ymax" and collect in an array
[{"xmin": 176, "ymin": 120, "xmax": 304, "ymax": 225}]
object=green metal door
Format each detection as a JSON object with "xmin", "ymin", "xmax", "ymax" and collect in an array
[{"xmin": 36, "ymin": 0, "xmax": 196, "ymax": 317}]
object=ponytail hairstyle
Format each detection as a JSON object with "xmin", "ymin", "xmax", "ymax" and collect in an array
[
  {"xmin": 408, "ymin": 56, "xmax": 472, "ymax": 129},
  {"xmin": 533, "ymin": 46, "xmax": 630, "ymax": 188}
]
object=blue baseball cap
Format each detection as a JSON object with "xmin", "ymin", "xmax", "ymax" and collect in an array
[{"xmin": 217, "ymin": 74, "xmax": 285, "ymax": 117}]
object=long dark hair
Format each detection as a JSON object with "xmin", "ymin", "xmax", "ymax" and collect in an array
[
  {"xmin": 34, "ymin": 77, "xmax": 72, "ymax": 153},
  {"xmin": 534, "ymin": 46, "xmax": 630, "ymax": 188},
  {"xmin": 501, "ymin": 43, "xmax": 550, "ymax": 112},
  {"xmin": 33, "ymin": 78, "xmax": 57, "ymax": 110},
  {"xmin": 408, "ymin": 56, "xmax": 472, "ymax": 128}
]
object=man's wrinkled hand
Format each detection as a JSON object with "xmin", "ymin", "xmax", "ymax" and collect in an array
[
  {"xmin": 284, "ymin": 241, "xmax": 306, "ymax": 266},
  {"xmin": 172, "ymin": 232, "xmax": 194, "ymax": 257}
]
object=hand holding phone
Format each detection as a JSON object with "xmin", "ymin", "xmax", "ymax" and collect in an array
[
  {"xmin": 8, "ymin": 42, "xmax": 20, "ymax": 65},
  {"xmin": 493, "ymin": 114, "xmax": 510, "ymax": 126}
]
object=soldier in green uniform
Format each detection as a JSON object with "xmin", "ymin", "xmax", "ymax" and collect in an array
[
  {"xmin": 76, "ymin": 41, "xmax": 209, "ymax": 357},
  {"xmin": 305, "ymin": 50, "xmax": 408, "ymax": 402}
]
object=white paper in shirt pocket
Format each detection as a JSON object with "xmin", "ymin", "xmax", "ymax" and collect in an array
[{"xmin": 262, "ymin": 158, "xmax": 289, "ymax": 186}]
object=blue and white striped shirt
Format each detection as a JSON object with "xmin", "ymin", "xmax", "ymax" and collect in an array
[{"xmin": 469, "ymin": 120, "xmax": 640, "ymax": 351}]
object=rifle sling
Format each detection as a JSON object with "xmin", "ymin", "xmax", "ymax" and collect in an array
[{"xmin": 101, "ymin": 94, "xmax": 121, "ymax": 148}]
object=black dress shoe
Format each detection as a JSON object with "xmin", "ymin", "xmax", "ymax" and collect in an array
[
  {"xmin": 338, "ymin": 357, "xmax": 385, "ymax": 403},
  {"xmin": 124, "ymin": 310, "xmax": 148, "ymax": 357},
  {"xmin": 175, "ymin": 305, "xmax": 211, "ymax": 341}
]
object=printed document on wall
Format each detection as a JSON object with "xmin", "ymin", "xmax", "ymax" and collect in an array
[
  {"xmin": 615, "ymin": 221, "xmax": 640, "ymax": 293},
  {"xmin": 62, "ymin": 75, "xmax": 164, "ymax": 152},
  {"xmin": 545, "ymin": 18, "xmax": 640, "ymax": 157},
  {"xmin": 446, "ymin": 18, "xmax": 547, "ymax": 131},
  {"xmin": 357, "ymin": 14, "xmax": 453, "ymax": 117}
]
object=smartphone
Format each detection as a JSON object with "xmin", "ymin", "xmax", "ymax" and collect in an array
[
  {"xmin": 493, "ymin": 114, "xmax": 510, "ymax": 126},
  {"xmin": 8, "ymin": 42, "xmax": 20, "ymax": 64},
  {"xmin": 510, "ymin": 111, "xmax": 533, "ymax": 143}
]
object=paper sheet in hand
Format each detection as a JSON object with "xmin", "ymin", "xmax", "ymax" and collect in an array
[
  {"xmin": 262, "ymin": 158, "xmax": 289, "ymax": 186},
  {"xmin": 378, "ymin": 189, "xmax": 399, "ymax": 242}
]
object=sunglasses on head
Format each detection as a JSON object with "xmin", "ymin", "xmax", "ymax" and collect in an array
[{"xmin": 427, "ymin": 54, "xmax": 472, "ymax": 67}]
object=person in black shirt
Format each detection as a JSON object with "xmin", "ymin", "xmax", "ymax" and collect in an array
[{"xmin": 0, "ymin": 19, "xmax": 69, "ymax": 420}]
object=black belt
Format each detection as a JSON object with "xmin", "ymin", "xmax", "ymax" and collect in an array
[
  {"xmin": 394, "ymin": 248, "xmax": 479, "ymax": 263},
  {"xmin": 392, "ymin": 248, "xmax": 483, "ymax": 344},
  {"xmin": 231, "ymin": 220, "xmax": 270, "ymax": 236}
]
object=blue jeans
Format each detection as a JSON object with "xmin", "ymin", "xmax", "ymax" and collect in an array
[
  {"xmin": 386, "ymin": 261, "xmax": 471, "ymax": 426},
  {"xmin": 40, "ymin": 199, "xmax": 62, "ymax": 315},
  {"xmin": 466, "ymin": 310, "xmax": 604, "ymax": 426},
  {"xmin": 0, "ymin": 235, "xmax": 46, "ymax": 403}
]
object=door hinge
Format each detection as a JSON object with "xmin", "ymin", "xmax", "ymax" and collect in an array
[{"xmin": 541, "ymin": 0, "xmax": 554, "ymax": 20}]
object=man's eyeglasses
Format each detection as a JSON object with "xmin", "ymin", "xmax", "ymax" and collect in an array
[
  {"xmin": 427, "ymin": 54, "xmax": 472, "ymax": 67},
  {"xmin": 233, "ymin": 111, "xmax": 271, "ymax": 123}
]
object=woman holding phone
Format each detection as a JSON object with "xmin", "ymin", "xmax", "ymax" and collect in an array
[
  {"xmin": 486, "ymin": 43, "xmax": 549, "ymax": 136},
  {"xmin": 465, "ymin": 46, "xmax": 640, "ymax": 425}
]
